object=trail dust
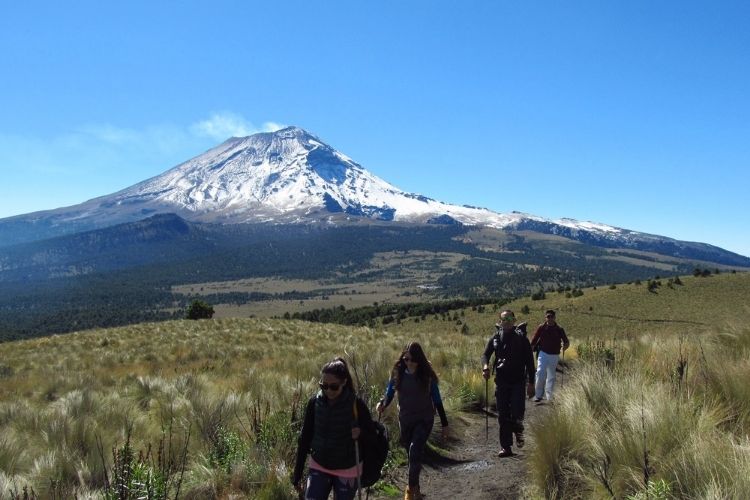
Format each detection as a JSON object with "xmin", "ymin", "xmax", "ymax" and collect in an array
[{"xmin": 369, "ymin": 399, "xmax": 552, "ymax": 500}]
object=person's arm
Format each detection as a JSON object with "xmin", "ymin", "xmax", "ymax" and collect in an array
[
  {"xmin": 430, "ymin": 379, "xmax": 449, "ymax": 427},
  {"xmin": 560, "ymin": 327, "xmax": 570, "ymax": 350},
  {"xmin": 292, "ymin": 398, "xmax": 315, "ymax": 486},
  {"xmin": 523, "ymin": 337, "xmax": 535, "ymax": 385},
  {"xmin": 383, "ymin": 378, "xmax": 396, "ymax": 407},
  {"xmin": 377, "ymin": 378, "xmax": 396, "ymax": 415},
  {"xmin": 481, "ymin": 336, "xmax": 494, "ymax": 372},
  {"xmin": 530, "ymin": 325, "xmax": 543, "ymax": 350}
]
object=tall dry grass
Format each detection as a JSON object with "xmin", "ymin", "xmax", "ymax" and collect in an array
[
  {"xmin": 0, "ymin": 316, "xmax": 485, "ymax": 498},
  {"xmin": 526, "ymin": 324, "xmax": 750, "ymax": 499}
]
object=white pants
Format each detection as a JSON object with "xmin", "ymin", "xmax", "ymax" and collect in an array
[{"xmin": 535, "ymin": 351, "xmax": 559, "ymax": 400}]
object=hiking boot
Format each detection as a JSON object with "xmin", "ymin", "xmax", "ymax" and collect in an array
[
  {"xmin": 405, "ymin": 486, "xmax": 423, "ymax": 500},
  {"xmin": 497, "ymin": 448, "xmax": 513, "ymax": 457},
  {"xmin": 515, "ymin": 431, "xmax": 525, "ymax": 448},
  {"xmin": 533, "ymin": 397, "xmax": 542, "ymax": 402}
]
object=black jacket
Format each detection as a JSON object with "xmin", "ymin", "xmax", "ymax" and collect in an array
[{"xmin": 482, "ymin": 326, "xmax": 535, "ymax": 385}]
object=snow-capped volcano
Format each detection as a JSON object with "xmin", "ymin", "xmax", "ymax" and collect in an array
[
  {"xmin": 106, "ymin": 126, "xmax": 529, "ymax": 227},
  {"xmin": 2, "ymin": 126, "xmax": 749, "ymax": 267}
]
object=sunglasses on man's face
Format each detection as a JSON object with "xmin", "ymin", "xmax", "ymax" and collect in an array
[
  {"xmin": 319, "ymin": 382, "xmax": 342, "ymax": 391},
  {"xmin": 500, "ymin": 316, "xmax": 515, "ymax": 322}
]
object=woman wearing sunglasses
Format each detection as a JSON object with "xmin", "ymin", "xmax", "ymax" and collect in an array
[
  {"xmin": 376, "ymin": 342, "xmax": 449, "ymax": 500},
  {"xmin": 292, "ymin": 357, "xmax": 375, "ymax": 500}
]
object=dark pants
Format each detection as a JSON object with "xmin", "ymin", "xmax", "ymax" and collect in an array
[
  {"xmin": 399, "ymin": 418, "xmax": 433, "ymax": 488},
  {"xmin": 305, "ymin": 468, "xmax": 358, "ymax": 500},
  {"xmin": 495, "ymin": 381, "xmax": 526, "ymax": 451}
]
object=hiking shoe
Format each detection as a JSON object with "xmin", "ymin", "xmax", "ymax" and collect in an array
[
  {"xmin": 404, "ymin": 486, "xmax": 423, "ymax": 500},
  {"xmin": 498, "ymin": 448, "xmax": 514, "ymax": 458},
  {"xmin": 515, "ymin": 432, "xmax": 525, "ymax": 448},
  {"xmin": 533, "ymin": 397, "xmax": 542, "ymax": 402}
]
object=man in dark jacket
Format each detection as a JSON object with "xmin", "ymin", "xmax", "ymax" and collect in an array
[
  {"xmin": 530, "ymin": 309, "xmax": 570, "ymax": 402},
  {"xmin": 482, "ymin": 310, "xmax": 535, "ymax": 457}
]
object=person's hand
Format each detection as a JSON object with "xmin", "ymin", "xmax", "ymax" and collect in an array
[
  {"xmin": 482, "ymin": 367, "xmax": 490, "ymax": 380},
  {"xmin": 441, "ymin": 425, "xmax": 449, "ymax": 439},
  {"xmin": 563, "ymin": 343, "xmax": 570, "ymax": 352},
  {"xmin": 526, "ymin": 382, "xmax": 535, "ymax": 399},
  {"xmin": 352, "ymin": 426, "xmax": 361, "ymax": 440},
  {"xmin": 291, "ymin": 477, "xmax": 303, "ymax": 492},
  {"xmin": 376, "ymin": 401, "xmax": 385, "ymax": 416}
]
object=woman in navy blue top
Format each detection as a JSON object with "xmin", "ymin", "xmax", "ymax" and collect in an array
[{"xmin": 376, "ymin": 342, "xmax": 448, "ymax": 500}]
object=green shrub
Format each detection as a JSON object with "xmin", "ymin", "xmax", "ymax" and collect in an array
[
  {"xmin": 209, "ymin": 427, "xmax": 248, "ymax": 474},
  {"xmin": 576, "ymin": 340, "xmax": 615, "ymax": 367},
  {"xmin": 186, "ymin": 300, "xmax": 214, "ymax": 320},
  {"xmin": 626, "ymin": 479, "xmax": 672, "ymax": 500}
]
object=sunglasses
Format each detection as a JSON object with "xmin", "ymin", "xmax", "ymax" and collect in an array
[
  {"xmin": 500, "ymin": 316, "xmax": 515, "ymax": 322},
  {"xmin": 318, "ymin": 382, "xmax": 342, "ymax": 391},
  {"xmin": 403, "ymin": 356, "xmax": 416, "ymax": 363}
]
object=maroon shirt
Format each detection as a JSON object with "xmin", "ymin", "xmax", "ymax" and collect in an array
[{"xmin": 530, "ymin": 323, "xmax": 569, "ymax": 355}]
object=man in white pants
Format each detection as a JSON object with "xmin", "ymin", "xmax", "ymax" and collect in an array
[{"xmin": 530, "ymin": 310, "xmax": 570, "ymax": 402}]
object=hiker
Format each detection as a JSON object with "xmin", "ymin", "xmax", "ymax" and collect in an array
[
  {"xmin": 530, "ymin": 309, "xmax": 570, "ymax": 402},
  {"xmin": 482, "ymin": 310, "xmax": 535, "ymax": 457},
  {"xmin": 292, "ymin": 357, "xmax": 376, "ymax": 500},
  {"xmin": 376, "ymin": 342, "xmax": 449, "ymax": 500}
]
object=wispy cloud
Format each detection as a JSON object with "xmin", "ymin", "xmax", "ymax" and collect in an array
[
  {"xmin": 190, "ymin": 112, "xmax": 285, "ymax": 141},
  {"xmin": 0, "ymin": 111, "xmax": 284, "ymax": 217},
  {"xmin": 0, "ymin": 112, "xmax": 284, "ymax": 217},
  {"xmin": 0, "ymin": 112, "xmax": 283, "ymax": 176},
  {"xmin": 75, "ymin": 124, "xmax": 142, "ymax": 145},
  {"xmin": 261, "ymin": 121, "xmax": 285, "ymax": 133}
]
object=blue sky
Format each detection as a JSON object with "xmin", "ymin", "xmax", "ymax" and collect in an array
[{"xmin": 1, "ymin": 1, "xmax": 749, "ymax": 257}]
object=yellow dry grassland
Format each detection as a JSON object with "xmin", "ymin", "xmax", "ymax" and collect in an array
[
  {"xmin": 0, "ymin": 272, "xmax": 748, "ymax": 498},
  {"xmin": 0, "ymin": 315, "xmax": 487, "ymax": 498}
]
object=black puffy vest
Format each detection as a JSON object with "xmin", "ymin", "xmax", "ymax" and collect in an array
[{"xmin": 310, "ymin": 389, "xmax": 357, "ymax": 469}]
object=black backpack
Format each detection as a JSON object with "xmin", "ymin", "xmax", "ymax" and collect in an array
[
  {"xmin": 360, "ymin": 419, "xmax": 389, "ymax": 488},
  {"xmin": 353, "ymin": 400, "xmax": 389, "ymax": 488}
]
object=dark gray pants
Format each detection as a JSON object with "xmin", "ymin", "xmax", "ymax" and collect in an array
[
  {"xmin": 399, "ymin": 418, "xmax": 434, "ymax": 488},
  {"xmin": 495, "ymin": 381, "xmax": 526, "ymax": 451}
]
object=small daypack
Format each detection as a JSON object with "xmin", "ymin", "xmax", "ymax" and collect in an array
[{"xmin": 353, "ymin": 400, "xmax": 389, "ymax": 488}]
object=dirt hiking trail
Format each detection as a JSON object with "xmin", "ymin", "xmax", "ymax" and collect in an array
[{"xmin": 369, "ymin": 399, "xmax": 552, "ymax": 500}]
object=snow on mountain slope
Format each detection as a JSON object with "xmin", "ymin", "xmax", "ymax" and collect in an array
[{"xmin": 101, "ymin": 126, "xmax": 620, "ymax": 233}]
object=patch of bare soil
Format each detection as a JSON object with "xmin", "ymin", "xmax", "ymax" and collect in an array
[{"xmin": 369, "ymin": 400, "xmax": 551, "ymax": 500}]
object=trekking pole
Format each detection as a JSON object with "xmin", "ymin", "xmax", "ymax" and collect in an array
[
  {"xmin": 353, "ymin": 400, "xmax": 363, "ymax": 500},
  {"xmin": 354, "ymin": 438, "xmax": 363, "ymax": 500}
]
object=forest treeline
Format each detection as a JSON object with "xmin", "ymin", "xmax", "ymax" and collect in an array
[
  {"xmin": 287, "ymin": 297, "xmax": 507, "ymax": 326},
  {"xmin": 0, "ymin": 223, "xmax": 700, "ymax": 341}
]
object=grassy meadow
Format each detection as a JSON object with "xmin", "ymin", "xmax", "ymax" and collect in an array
[
  {"xmin": 171, "ymin": 250, "xmax": 467, "ymax": 318},
  {"xmin": 0, "ymin": 272, "xmax": 748, "ymax": 498}
]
